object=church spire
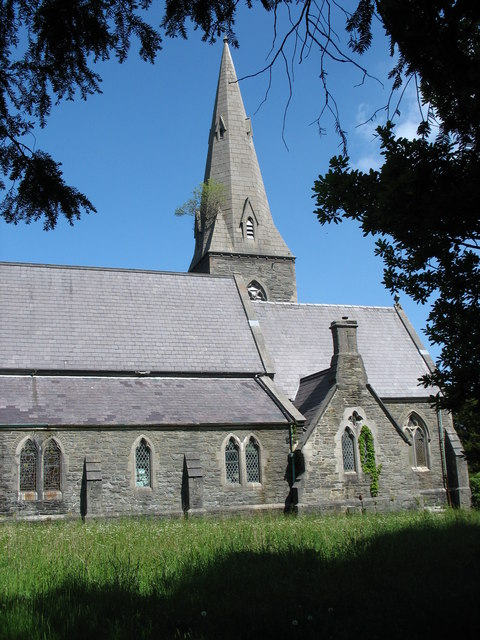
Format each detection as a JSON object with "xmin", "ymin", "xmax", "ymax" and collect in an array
[{"xmin": 189, "ymin": 38, "xmax": 297, "ymax": 303}]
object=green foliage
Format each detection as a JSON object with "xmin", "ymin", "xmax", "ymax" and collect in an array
[
  {"xmin": 358, "ymin": 425, "xmax": 382, "ymax": 497},
  {"xmin": 0, "ymin": 0, "xmax": 163, "ymax": 229},
  {"xmin": 0, "ymin": 511, "xmax": 479, "ymax": 639},
  {"xmin": 455, "ymin": 399, "xmax": 480, "ymax": 473},
  {"xmin": 175, "ymin": 179, "xmax": 226, "ymax": 228},
  {"xmin": 313, "ymin": 2, "xmax": 480, "ymax": 428},
  {"xmin": 469, "ymin": 472, "xmax": 480, "ymax": 510}
]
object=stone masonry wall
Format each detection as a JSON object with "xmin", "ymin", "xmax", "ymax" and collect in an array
[
  {"xmin": 0, "ymin": 426, "xmax": 291, "ymax": 519},
  {"xmin": 300, "ymin": 390, "xmax": 447, "ymax": 512},
  {"xmin": 194, "ymin": 254, "xmax": 297, "ymax": 302}
]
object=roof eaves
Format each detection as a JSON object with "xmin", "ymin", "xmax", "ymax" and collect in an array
[
  {"xmin": 0, "ymin": 421, "xmax": 290, "ymax": 429},
  {"xmin": 366, "ymin": 383, "xmax": 410, "ymax": 443},
  {"xmin": 255, "ymin": 375, "xmax": 305, "ymax": 425},
  {"xmin": 0, "ymin": 369, "xmax": 266, "ymax": 379},
  {"xmin": 298, "ymin": 368, "xmax": 330, "ymax": 384},
  {"xmin": 394, "ymin": 302, "xmax": 436, "ymax": 373}
]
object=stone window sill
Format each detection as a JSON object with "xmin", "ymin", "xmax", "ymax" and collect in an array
[
  {"xmin": 43, "ymin": 490, "xmax": 63, "ymax": 501},
  {"xmin": 19, "ymin": 491, "xmax": 38, "ymax": 502}
]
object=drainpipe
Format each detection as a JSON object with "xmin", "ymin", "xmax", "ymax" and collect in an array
[
  {"xmin": 288, "ymin": 424, "xmax": 296, "ymax": 487},
  {"xmin": 437, "ymin": 409, "xmax": 452, "ymax": 506}
]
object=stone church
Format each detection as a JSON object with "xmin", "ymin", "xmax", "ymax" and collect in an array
[{"xmin": 0, "ymin": 40, "xmax": 470, "ymax": 519}]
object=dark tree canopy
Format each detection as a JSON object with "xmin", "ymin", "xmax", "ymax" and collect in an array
[
  {"xmin": 314, "ymin": 1, "xmax": 480, "ymax": 418},
  {"xmin": 0, "ymin": 0, "xmax": 164, "ymax": 230}
]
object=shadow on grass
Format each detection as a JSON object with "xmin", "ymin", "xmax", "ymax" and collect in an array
[{"xmin": 2, "ymin": 517, "xmax": 478, "ymax": 640}]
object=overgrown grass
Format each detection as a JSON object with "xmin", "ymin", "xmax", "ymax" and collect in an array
[{"xmin": 1, "ymin": 510, "xmax": 479, "ymax": 639}]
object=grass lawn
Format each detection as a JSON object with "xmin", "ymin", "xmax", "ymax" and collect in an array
[{"xmin": 0, "ymin": 509, "xmax": 478, "ymax": 639}]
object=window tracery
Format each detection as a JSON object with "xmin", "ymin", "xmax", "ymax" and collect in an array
[
  {"xmin": 20, "ymin": 439, "xmax": 37, "ymax": 492},
  {"xmin": 245, "ymin": 437, "xmax": 260, "ymax": 483},
  {"xmin": 43, "ymin": 439, "xmax": 61, "ymax": 491},
  {"xmin": 247, "ymin": 280, "xmax": 267, "ymax": 301},
  {"xmin": 135, "ymin": 438, "xmax": 152, "ymax": 487},
  {"xmin": 342, "ymin": 429, "xmax": 356, "ymax": 472},
  {"xmin": 407, "ymin": 415, "xmax": 429, "ymax": 469},
  {"xmin": 225, "ymin": 437, "xmax": 240, "ymax": 484}
]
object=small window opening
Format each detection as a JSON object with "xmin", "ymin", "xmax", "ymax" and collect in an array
[
  {"xmin": 246, "ymin": 217, "xmax": 255, "ymax": 239},
  {"xmin": 135, "ymin": 439, "xmax": 151, "ymax": 487},
  {"xmin": 414, "ymin": 429, "xmax": 427, "ymax": 467},
  {"xmin": 43, "ymin": 440, "xmax": 61, "ymax": 491},
  {"xmin": 245, "ymin": 437, "xmax": 260, "ymax": 482},
  {"xmin": 225, "ymin": 438, "xmax": 240, "ymax": 484},
  {"xmin": 247, "ymin": 280, "xmax": 267, "ymax": 301},
  {"xmin": 218, "ymin": 115, "xmax": 226, "ymax": 139},
  {"xmin": 342, "ymin": 429, "xmax": 356, "ymax": 472},
  {"xmin": 20, "ymin": 439, "xmax": 37, "ymax": 491},
  {"xmin": 408, "ymin": 415, "xmax": 429, "ymax": 468}
]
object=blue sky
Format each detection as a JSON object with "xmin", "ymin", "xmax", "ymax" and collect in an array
[{"xmin": 0, "ymin": 3, "xmax": 438, "ymax": 360}]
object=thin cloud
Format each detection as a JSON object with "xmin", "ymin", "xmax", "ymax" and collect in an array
[{"xmin": 351, "ymin": 84, "xmax": 429, "ymax": 171}]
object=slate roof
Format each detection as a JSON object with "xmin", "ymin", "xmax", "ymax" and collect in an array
[
  {"xmin": 294, "ymin": 370, "xmax": 333, "ymax": 427},
  {"xmin": 0, "ymin": 263, "xmax": 264, "ymax": 374},
  {"xmin": 253, "ymin": 301, "xmax": 432, "ymax": 399},
  {"xmin": 0, "ymin": 376, "xmax": 289, "ymax": 426}
]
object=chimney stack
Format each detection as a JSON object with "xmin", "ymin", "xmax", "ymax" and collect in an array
[{"xmin": 329, "ymin": 319, "xmax": 368, "ymax": 388}]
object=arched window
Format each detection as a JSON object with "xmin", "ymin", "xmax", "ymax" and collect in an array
[
  {"xmin": 135, "ymin": 439, "xmax": 151, "ymax": 487},
  {"xmin": 43, "ymin": 440, "xmax": 61, "ymax": 491},
  {"xmin": 414, "ymin": 428, "xmax": 427, "ymax": 467},
  {"xmin": 247, "ymin": 280, "xmax": 267, "ymax": 301},
  {"xmin": 20, "ymin": 439, "xmax": 37, "ymax": 491},
  {"xmin": 245, "ymin": 437, "xmax": 261, "ymax": 482},
  {"xmin": 408, "ymin": 415, "xmax": 429, "ymax": 469},
  {"xmin": 225, "ymin": 438, "xmax": 240, "ymax": 484},
  {"xmin": 246, "ymin": 217, "xmax": 255, "ymax": 239},
  {"xmin": 342, "ymin": 429, "xmax": 356, "ymax": 472}
]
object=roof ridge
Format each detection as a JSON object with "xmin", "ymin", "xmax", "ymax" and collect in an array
[
  {"xmin": 253, "ymin": 300, "xmax": 394, "ymax": 310},
  {"xmin": 0, "ymin": 262, "xmax": 236, "ymax": 279}
]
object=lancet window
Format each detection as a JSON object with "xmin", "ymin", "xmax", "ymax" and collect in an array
[
  {"xmin": 20, "ymin": 439, "xmax": 37, "ymax": 492},
  {"xmin": 245, "ymin": 437, "xmax": 261, "ymax": 483},
  {"xmin": 225, "ymin": 438, "xmax": 240, "ymax": 484},
  {"xmin": 135, "ymin": 439, "xmax": 152, "ymax": 487},
  {"xmin": 342, "ymin": 429, "xmax": 356, "ymax": 472},
  {"xmin": 43, "ymin": 440, "xmax": 61, "ymax": 491},
  {"xmin": 407, "ymin": 415, "xmax": 429, "ymax": 469}
]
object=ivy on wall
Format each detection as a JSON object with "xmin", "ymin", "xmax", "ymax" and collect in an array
[{"xmin": 359, "ymin": 426, "xmax": 382, "ymax": 497}]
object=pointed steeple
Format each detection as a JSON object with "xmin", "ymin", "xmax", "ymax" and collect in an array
[{"xmin": 189, "ymin": 39, "xmax": 297, "ymax": 302}]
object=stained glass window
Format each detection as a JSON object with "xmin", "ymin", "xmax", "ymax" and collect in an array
[
  {"xmin": 245, "ymin": 437, "xmax": 260, "ymax": 482},
  {"xmin": 342, "ymin": 429, "xmax": 356, "ymax": 472},
  {"xmin": 20, "ymin": 439, "xmax": 37, "ymax": 491},
  {"xmin": 43, "ymin": 440, "xmax": 61, "ymax": 491},
  {"xmin": 135, "ymin": 439, "xmax": 151, "ymax": 487},
  {"xmin": 225, "ymin": 438, "xmax": 240, "ymax": 484}
]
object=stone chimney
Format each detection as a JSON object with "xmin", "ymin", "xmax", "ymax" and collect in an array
[{"xmin": 329, "ymin": 318, "xmax": 368, "ymax": 388}]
